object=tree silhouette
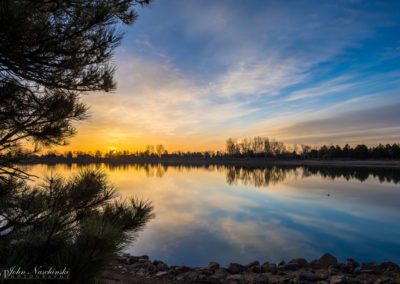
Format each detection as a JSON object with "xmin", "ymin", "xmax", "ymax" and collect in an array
[
  {"xmin": 0, "ymin": 1, "xmax": 153, "ymax": 282},
  {"xmin": 0, "ymin": 0, "xmax": 150, "ymax": 176}
]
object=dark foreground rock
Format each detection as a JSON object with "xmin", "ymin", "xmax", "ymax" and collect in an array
[{"xmin": 102, "ymin": 253, "xmax": 400, "ymax": 284}]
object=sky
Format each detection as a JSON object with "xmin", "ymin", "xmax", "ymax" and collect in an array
[{"xmin": 60, "ymin": 0, "xmax": 400, "ymax": 153}]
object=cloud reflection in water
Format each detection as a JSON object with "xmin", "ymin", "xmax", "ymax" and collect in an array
[{"xmin": 26, "ymin": 164, "xmax": 400, "ymax": 266}]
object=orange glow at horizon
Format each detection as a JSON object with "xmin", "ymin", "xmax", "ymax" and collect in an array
[{"xmin": 48, "ymin": 129, "xmax": 226, "ymax": 154}]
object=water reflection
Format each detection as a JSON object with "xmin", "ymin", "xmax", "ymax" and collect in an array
[
  {"xmin": 225, "ymin": 166, "xmax": 297, "ymax": 187},
  {"xmin": 24, "ymin": 163, "xmax": 400, "ymax": 266},
  {"xmin": 225, "ymin": 165, "xmax": 400, "ymax": 187},
  {"xmin": 26, "ymin": 163, "xmax": 400, "ymax": 185}
]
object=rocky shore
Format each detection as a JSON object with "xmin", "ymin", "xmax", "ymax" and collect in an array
[{"xmin": 102, "ymin": 253, "xmax": 400, "ymax": 284}]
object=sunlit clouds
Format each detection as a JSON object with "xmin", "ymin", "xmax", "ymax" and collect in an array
[{"xmin": 58, "ymin": 1, "xmax": 400, "ymax": 152}]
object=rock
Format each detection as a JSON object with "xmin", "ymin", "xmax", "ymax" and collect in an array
[
  {"xmin": 129, "ymin": 255, "xmax": 149, "ymax": 264},
  {"xmin": 248, "ymin": 266, "xmax": 261, "ymax": 273},
  {"xmin": 225, "ymin": 280, "xmax": 239, "ymax": 284},
  {"xmin": 260, "ymin": 262, "xmax": 268, "ymax": 272},
  {"xmin": 328, "ymin": 265, "xmax": 339, "ymax": 276},
  {"xmin": 312, "ymin": 253, "xmax": 338, "ymax": 269},
  {"xmin": 211, "ymin": 268, "xmax": 228, "ymax": 281},
  {"xmin": 330, "ymin": 275, "xmax": 347, "ymax": 284},
  {"xmin": 155, "ymin": 271, "xmax": 168, "ymax": 278},
  {"xmin": 281, "ymin": 274, "xmax": 296, "ymax": 282},
  {"xmin": 361, "ymin": 262, "xmax": 378, "ymax": 270},
  {"xmin": 179, "ymin": 265, "xmax": 191, "ymax": 272},
  {"xmin": 343, "ymin": 258, "xmax": 359, "ymax": 273},
  {"xmin": 358, "ymin": 269, "xmax": 381, "ymax": 275},
  {"xmin": 276, "ymin": 271, "xmax": 286, "ymax": 276},
  {"xmin": 208, "ymin": 261, "xmax": 220, "ymax": 270},
  {"xmin": 144, "ymin": 263, "xmax": 156, "ymax": 274},
  {"xmin": 246, "ymin": 261, "xmax": 261, "ymax": 273},
  {"xmin": 119, "ymin": 255, "xmax": 131, "ymax": 264},
  {"xmin": 347, "ymin": 258, "xmax": 359, "ymax": 269},
  {"xmin": 134, "ymin": 255, "xmax": 149, "ymax": 261},
  {"xmin": 112, "ymin": 254, "xmax": 399, "ymax": 284},
  {"xmin": 289, "ymin": 258, "xmax": 309, "ymax": 268},
  {"xmin": 246, "ymin": 260, "xmax": 260, "ymax": 268},
  {"xmin": 198, "ymin": 274, "xmax": 208, "ymax": 281},
  {"xmin": 297, "ymin": 271, "xmax": 322, "ymax": 281},
  {"xmin": 360, "ymin": 262, "xmax": 382, "ymax": 274},
  {"xmin": 373, "ymin": 278, "xmax": 396, "ymax": 284},
  {"xmin": 315, "ymin": 270, "xmax": 329, "ymax": 280},
  {"xmin": 226, "ymin": 274, "xmax": 243, "ymax": 281},
  {"xmin": 200, "ymin": 268, "xmax": 213, "ymax": 276},
  {"xmin": 155, "ymin": 261, "xmax": 168, "ymax": 271},
  {"xmin": 379, "ymin": 262, "xmax": 398, "ymax": 271},
  {"xmin": 170, "ymin": 265, "xmax": 191, "ymax": 276},
  {"xmin": 227, "ymin": 263, "xmax": 245, "ymax": 274},
  {"xmin": 278, "ymin": 263, "xmax": 299, "ymax": 271},
  {"xmin": 336, "ymin": 262, "xmax": 346, "ymax": 272},
  {"xmin": 119, "ymin": 259, "xmax": 130, "ymax": 265},
  {"xmin": 354, "ymin": 273, "xmax": 378, "ymax": 283},
  {"xmin": 252, "ymin": 274, "xmax": 269, "ymax": 284},
  {"xmin": 130, "ymin": 262, "xmax": 144, "ymax": 270},
  {"xmin": 186, "ymin": 271, "xmax": 201, "ymax": 281},
  {"xmin": 261, "ymin": 263, "xmax": 277, "ymax": 274},
  {"xmin": 136, "ymin": 268, "xmax": 147, "ymax": 277},
  {"xmin": 310, "ymin": 259, "xmax": 318, "ymax": 268},
  {"xmin": 153, "ymin": 260, "xmax": 168, "ymax": 268},
  {"xmin": 175, "ymin": 273, "xmax": 186, "ymax": 281}
]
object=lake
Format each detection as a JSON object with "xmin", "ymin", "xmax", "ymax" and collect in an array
[{"xmin": 25, "ymin": 163, "xmax": 400, "ymax": 267}]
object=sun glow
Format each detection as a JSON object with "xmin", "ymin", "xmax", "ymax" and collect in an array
[{"xmin": 108, "ymin": 146, "xmax": 117, "ymax": 153}]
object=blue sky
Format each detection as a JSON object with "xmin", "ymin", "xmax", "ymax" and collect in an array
[{"xmin": 71, "ymin": 0, "xmax": 400, "ymax": 152}]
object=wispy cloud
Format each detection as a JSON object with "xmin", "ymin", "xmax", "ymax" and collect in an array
[
  {"xmin": 60, "ymin": 1, "xmax": 400, "ymax": 151},
  {"xmin": 210, "ymin": 58, "xmax": 308, "ymax": 98},
  {"xmin": 285, "ymin": 76, "xmax": 357, "ymax": 101},
  {"xmin": 269, "ymin": 104, "xmax": 400, "ymax": 145}
]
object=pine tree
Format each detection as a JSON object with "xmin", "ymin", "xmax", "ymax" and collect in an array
[{"xmin": 0, "ymin": 1, "xmax": 153, "ymax": 282}]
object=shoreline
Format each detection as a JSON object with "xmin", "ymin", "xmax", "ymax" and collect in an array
[
  {"xmin": 22, "ymin": 158, "xmax": 400, "ymax": 168},
  {"xmin": 102, "ymin": 253, "xmax": 400, "ymax": 283}
]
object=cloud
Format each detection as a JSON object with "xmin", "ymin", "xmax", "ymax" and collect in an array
[
  {"xmin": 285, "ymin": 76, "xmax": 357, "ymax": 101},
  {"xmin": 210, "ymin": 58, "xmax": 308, "ymax": 98},
  {"xmin": 59, "ymin": 1, "xmax": 400, "ymax": 151},
  {"xmin": 75, "ymin": 52, "xmax": 400, "ymax": 150},
  {"xmin": 78, "ymin": 56, "xmax": 263, "ymax": 149},
  {"xmin": 270, "ymin": 103, "xmax": 400, "ymax": 145}
]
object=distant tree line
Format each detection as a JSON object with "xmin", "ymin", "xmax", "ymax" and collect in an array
[
  {"xmin": 26, "ymin": 138, "xmax": 400, "ymax": 164},
  {"xmin": 28, "ymin": 144, "xmax": 225, "ymax": 163},
  {"xmin": 225, "ymin": 137, "xmax": 400, "ymax": 160},
  {"xmin": 226, "ymin": 137, "xmax": 287, "ymax": 157}
]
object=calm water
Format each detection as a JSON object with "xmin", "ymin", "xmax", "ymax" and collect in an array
[{"xmin": 25, "ymin": 163, "xmax": 400, "ymax": 267}]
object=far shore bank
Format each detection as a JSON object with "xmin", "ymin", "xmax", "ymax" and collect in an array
[
  {"xmin": 23, "ymin": 158, "xmax": 400, "ymax": 168},
  {"xmin": 102, "ymin": 253, "xmax": 400, "ymax": 284}
]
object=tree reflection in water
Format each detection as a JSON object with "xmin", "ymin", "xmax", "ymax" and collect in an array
[{"xmin": 30, "ymin": 163, "xmax": 400, "ymax": 186}]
